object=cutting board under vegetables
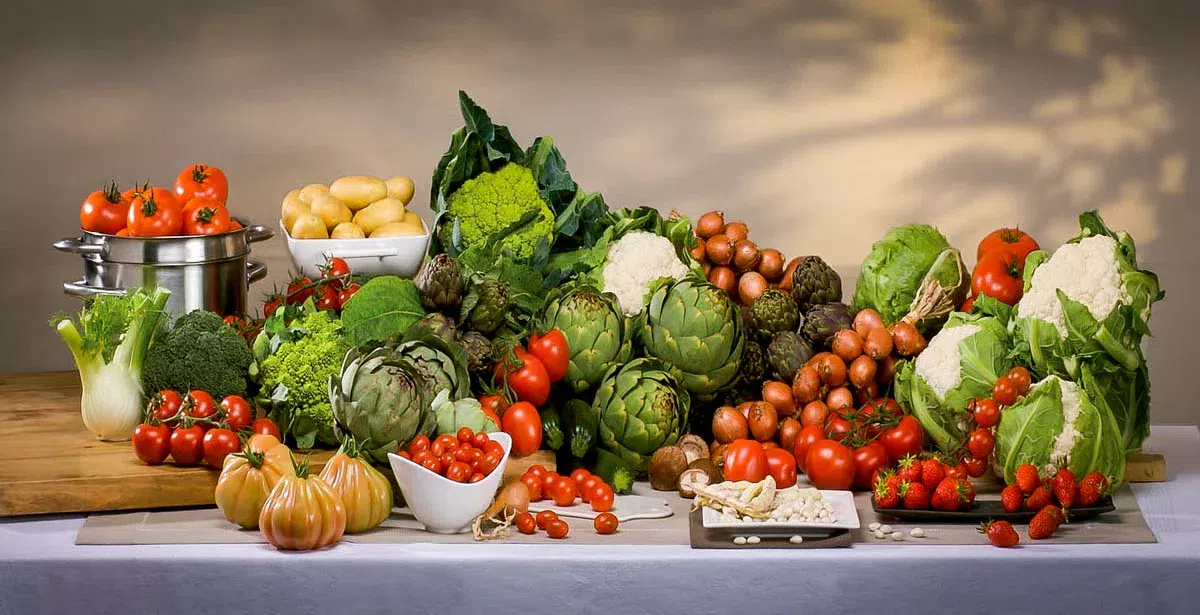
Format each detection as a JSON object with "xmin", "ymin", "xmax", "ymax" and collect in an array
[{"xmin": 0, "ymin": 372, "xmax": 553, "ymax": 517}]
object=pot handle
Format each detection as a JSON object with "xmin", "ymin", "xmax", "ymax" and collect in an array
[
  {"xmin": 52, "ymin": 238, "xmax": 105, "ymax": 256},
  {"xmin": 245, "ymin": 225, "xmax": 275, "ymax": 244},
  {"xmin": 247, "ymin": 260, "xmax": 268, "ymax": 285},
  {"xmin": 62, "ymin": 280, "xmax": 125, "ymax": 299}
]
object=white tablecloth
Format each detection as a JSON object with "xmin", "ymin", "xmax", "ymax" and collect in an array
[{"xmin": 3, "ymin": 425, "xmax": 1199, "ymax": 615}]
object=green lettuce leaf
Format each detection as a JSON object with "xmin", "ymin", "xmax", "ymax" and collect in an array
[
  {"xmin": 852, "ymin": 224, "xmax": 968, "ymax": 330},
  {"xmin": 340, "ymin": 277, "xmax": 426, "ymax": 349}
]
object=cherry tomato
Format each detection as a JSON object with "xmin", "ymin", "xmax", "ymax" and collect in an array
[
  {"xmin": 251, "ymin": 418, "xmax": 281, "ymax": 440},
  {"xmin": 202, "ymin": 428, "xmax": 241, "ymax": 468},
  {"xmin": 286, "ymin": 276, "xmax": 315, "ymax": 305},
  {"xmin": 521, "ymin": 473, "xmax": 543, "ymax": 501},
  {"xmin": 545, "ymin": 519, "xmax": 570, "ymax": 539},
  {"xmin": 397, "ymin": 450, "xmax": 411, "ymax": 460},
  {"xmin": 337, "ymin": 283, "xmax": 361, "ymax": 308},
  {"xmin": 479, "ymin": 451, "xmax": 502, "ymax": 475},
  {"xmin": 516, "ymin": 512, "xmax": 537, "ymax": 534},
  {"xmin": 551, "ymin": 477, "xmax": 578, "ymax": 506},
  {"xmin": 793, "ymin": 425, "xmax": 825, "ymax": 473},
  {"xmin": 471, "ymin": 432, "xmax": 491, "ymax": 448},
  {"xmin": 977, "ymin": 227, "xmax": 1039, "ymax": 263},
  {"xmin": 454, "ymin": 446, "xmax": 475, "ymax": 464},
  {"xmin": 525, "ymin": 464, "xmax": 548, "ymax": 480},
  {"xmin": 993, "ymin": 379, "xmax": 1019, "ymax": 406},
  {"xmin": 181, "ymin": 197, "xmax": 231, "ymax": 235},
  {"xmin": 878, "ymin": 415, "xmax": 924, "ymax": 464},
  {"xmin": 439, "ymin": 453, "xmax": 456, "ymax": 469},
  {"xmin": 569, "ymin": 468, "xmax": 591, "ymax": 491},
  {"xmin": 483, "ymin": 440, "xmax": 504, "ymax": 459},
  {"xmin": 764, "ymin": 447, "xmax": 798, "ymax": 488},
  {"xmin": 723, "ymin": 439, "xmax": 769, "ymax": 482},
  {"xmin": 965, "ymin": 455, "xmax": 989, "ymax": 477},
  {"xmin": 312, "ymin": 284, "xmax": 339, "ymax": 312},
  {"xmin": 480, "ymin": 395, "xmax": 508, "ymax": 419},
  {"xmin": 455, "ymin": 427, "xmax": 474, "ymax": 443},
  {"xmin": 219, "ymin": 395, "xmax": 253, "ymax": 432},
  {"xmin": 322, "ymin": 257, "xmax": 351, "ymax": 285},
  {"xmin": 169, "ymin": 425, "xmax": 206, "ymax": 466},
  {"xmin": 132, "ymin": 423, "xmax": 171, "ymax": 465},
  {"xmin": 541, "ymin": 472, "xmax": 561, "ymax": 496},
  {"xmin": 968, "ymin": 428, "xmax": 996, "ymax": 459},
  {"xmin": 185, "ymin": 391, "xmax": 219, "ymax": 423},
  {"xmin": 971, "ymin": 398, "xmax": 1001, "ymax": 429},
  {"xmin": 851, "ymin": 441, "xmax": 889, "ymax": 490},
  {"xmin": 80, "ymin": 180, "xmax": 129, "ymax": 234},
  {"xmin": 420, "ymin": 456, "xmax": 442, "ymax": 475},
  {"xmin": 804, "ymin": 439, "xmax": 855, "ymax": 490},
  {"xmin": 495, "ymin": 348, "xmax": 551, "ymax": 407},
  {"xmin": 173, "ymin": 164, "xmax": 229, "ymax": 206},
  {"xmin": 824, "ymin": 414, "xmax": 852, "ymax": 442},
  {"xmin": 127, "ymin": 191, "xmax": 182, "ymax": 237},
  {"xmin": 527, "ymin": 329, "xmax": 570, "ymax": 384},
  {"xmin": 536, "ymin": 510, "xmax": 558, "ymax": 530},
  {"xmin": 501, "ymin": 401, "xmax": 543, "ymax": 457},
  {"xmin": 971, "ymin": 250, "xmax": 1024, "ymax": 306},
  {"xmin": 1005, "ymin": 366, "xmax": 1033, "ymax": 395},
  {"xmin": 431, "ymin": 434, "xmax": 459, "ymax": 457},
  {"xmin": 409, "ymin": 434, "xmax": 431, "ymax": 455},
  {"xmin": 590, "ymin": 483, "xmax": 614, "ymax": 513},
  {"xmin": 593, "ymin": 512, "xmax": 618, "ymax": 535},
  {"xmin": 446, "ymin": 461, "xmax": 471, "ymax": 482},
  {"xmin": 262, "ymin": 293, "xmax": 283, "ymax": 319},
  {"xmin": 580, "ymin": 475, "xmax": 603, "ymax": 503},
  {"xmin": 148, "ymin": 390, "xmax": 184, "ymax": 425}
]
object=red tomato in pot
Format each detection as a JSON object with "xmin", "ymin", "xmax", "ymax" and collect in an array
[
  {"xmin": 527, "ymin": 329, "xmax": 569, "ymax": 384},
  {"xmin": 202, "ymin": 428, "xmax": 241, "ymax": 468},
  {"xmin": 80, "ymin": 181, "xmax": 130, "ymax": 234},
  {"xmin": 764, "ymin": 447, "xmax": 798, "ymax": 488},
  {"xmin": 132, "ymin": 423, "xmax": 171, "ymax": 465},
  {"xmin": 174, "ymin": 163, "xmax": 229, "ymax": 206},
  {"xmin": 502, "ymin": 401, "xmax": 543, "ymax": 456},
  {"xmin": 723, "ymin": 439, "xmax": 769, "ymax": 482},
  {"xmin": 793, "ymin": 425, "xmax": 825, "ymax": 472},
  {"xmin": 495, "ymin": 349, "xmax": 551, "ymax": 407},
  {"xmin": 127, "ymin": 191, "xmax": 182, "ymax": 237},
  {"xmin": 879, "ymin": 415, "xmax": 924, "ymax": 464},
  {"xmin": 971, "ymin": 250, "xmax": 1024, "ymax": 306},
  {"xmin": 804, "ymin": 439, "xmax": 855, "ymax": 490},
  {"xmin": 181, "ymin": 197, "xmax": 231, "ymax": 235},
  {"xmin": 977, "ymin": 227, "xmax": 1039, "ymax": 263},
  {"xmin": 851, "ymin": 441, "xmax": 890, "ymax": 490}
]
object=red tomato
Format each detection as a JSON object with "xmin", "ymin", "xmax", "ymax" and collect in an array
[
  {"xmin": 793, "ymin": 425, "xmax": 825, "ymax": 472},
  {"xmin": 541, "ymin": 472, "xmax": 561, "ymax": 496},
  {"xmin": 337, "ymin": 283, "xmax": 361, "ymax": 308},
  {"xmin": 251, "ymin": 418, "xmax": 281, "ymax": 440},
  {"xmin": 590, "ymin": 483, "xmax": 614, "ymax": 513},
  {"xmin": 80, "ymin": 181, "xmax": 130, "ymax": 234},
  {"xmin": 478, "ymin": 451, "xmax": 502, "ymax": 475},
  {"xmin": 551, "ymin": 477, "xmax": 578, "ymax": 506},
  {"xmin": 480, "ymin": 395, "xmax": 507, "ymax": 418},
  {"xmin": 946, "ymin": 462, "xmax": 968, "ymax": 481},
  {"xmin": 525, "ymin": 464, "xmax": 547, "ymax": 479},
  {"xmin": 971, "ymin": 250, "xmax": 1024, "ymax": 306},
  {"xmin": 185, "ymin": 391, "xmax": 218, "ymax": 423},
  {"xmin": 527, "ymin": 329, "xmax": 570, "ymax": 384},
  {"xmin": 446, "ymin": 461, "xmax": 472, "ymax": 482},
  {"xmin": 960, "ymin": 295, "xmax": 976, "ymax": 313},
  {"xmin": 457, "ymin": 427, "xmax": 475, "ymax": 443},
  {"xmin": 322, "ymin": 257, "xmax": 351, "ymax": 285},
  {"xmin": 521, "ymin": 473, "xmax": 544, "ymax": 501},
  {"xmin": 202, "ymin": 428, "xmax": 241, "ymax": 468},
  {"xmin": 805, "ymin": 440, "xmax": 855, "ymax": 490},
  {"xmin": 993, "ymin": 379, "xmax": 1019, "ymax": 406},
  {"xmin": 569, "ymin": 468, "xmax": 591, "ymax": 490},
  {"xmin": 851, "ymin": 441, "xmax": 889, "ymax": 490},
  {"xmin": 967, "ymin": 428, "xmax": 995, "ymax": 459},
  {"xmin": 965, "ymin": 455, "xmax": 989, "ymax": 478},
  {"xmin": 471, "ymin": 432, "xmax": 490, "ymax": 448},
  {"xmin": 286, "ymin": 276, "xmax": 314, "ymax": 305},
  {"xmin": 431, "ymin": 435, "xmax": 458, "ymax": 457},
  {"xmin": 495, "ymin": 349, "xmax": 551, "ymax": 407},
  {"xmin": 879, "ymin": 415, "xmax": 924, "ymax": 464},
  {"xmin": 536, "ymin": 510, "xmax": 559, "ymax": 530},
  {"xmin": 593, "ymin": 512, "xmax": 618, "ymax": 535},
  {"xmin": 397, "ymin": 450, "xmax": 411, "ymax": 460},
  {"xmin": 764, "ymin": 447, "xmax": 798, "ymax": 488},
  {"xmin": 723, "ymin": 439, "xmax": 769, "ymax": 482},
  {"xmin": 580, "ymin": 475, "xmax": 603, "ymax": 503},
  {"xmin": 1005, "ymin": 366, "xmax": 1033, "ymax": 395},
  {"xmin": 501, "ymin": 401, "xmax": 543, "ymax": 456},
  {"xmin": 420, "ymin": 456, "xmax": 442, "ymax": 475},
  {"xmin": 313, "ymin": 284, "xmax": 340, "ymax": 312},
  {"xmin": 483, "ymin": 440, "xmax": 504, "ymax": 459},
  {"xmin": 824, "ymin": 414, "xmax": 852, "ymax": 442},
  {"xmin": 148, "ymin": 390, "xmax": 184, "ymax": 425},
  {"xmin": 467, "ymin": 472, "xmax": 485, "ymax": 483},
  {"xmin": 262, "ymin": 293, "xmax": 283, "ymax": 319},
  {"xmin": 516, "ymin": 512, "xmax": 536, "ymax": 534},
  {"xmin": 127, "ymin": 191, "xmax": 182, "ymax": 237},
  {"xmin": 181, "ymin": 197, "xmax": 231, "ymax": 235},
  {"xmin": 454, "ymin": 446, "xmax": 475, "ymax": 465},
  {"xmin": 219, "ymin": 395, "xmax": 253, "ymax": 432},
  {"xmin": 169, "ymin": 425, "xmax": 205, "ymax": 466},
  {"xmin": 971, "ymin": 398, "xmax": 1001, "ymax": 429},
  {"xmin": 121, "ymin": 184, "xmax": 175, "ymax": 206},
  {"xmin": 439, "ymin": 453, "xmax": 456, "ymax": 468},
  {"xmin": 545, "ymin": 519, "xmax": 570, "ymax": 539},
  {"xmin": 174, "ymin": 164, "xmax": 229, "ymax": 206},
  {"xmin": 977, "ymin": 227, "xmax": 1039, "ymax": 263},
  {"xmin": 409, "ymin": 435, "xmax": 431, "ymax": 455},
  {"xmin": 132, "ymin": 423, "xmax": 171, "ymax": 464}
]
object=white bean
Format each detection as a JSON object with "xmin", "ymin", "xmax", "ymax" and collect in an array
[
  {"xmin": 789, "ymin": 535, "xmax": 804, "ymax": 544},
  {"xmin": 747, "ymin": 536, "xmax": 762, "ymax": 545},
  {"xmin": 879, "ymin": 524, "xmax": 893, "ymax": 534},
  {"xmin": 734, "ymin": 536, "xmax": 747, "ymax": 545},
  {"xmin": 890, "ymin": 531, "xmax": 904, "ymax": 541},
  {"xmin": 868, "ymin": 522, "xmax": 881, "ymax": 531},
  {"xmin": 874, "ymin": 529, "xmax": 886, "ymax": 539},
  {"xmin": 910, "ymin": 528, "xmax": 926, "ymax": 538}
]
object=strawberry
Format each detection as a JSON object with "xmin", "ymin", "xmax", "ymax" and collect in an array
[
  {"xmin": 1028, "ymin": 508, "xmax": 1058, "ymax": 539},
  {"xmin": 873, "ymin": 477, "xmax": 901, "ymax": 509},
  {"xmin": 1001, "ymin": 485, "xmax": 1024, "ymax": 513},
  {"xmin": 1024, "ymin": 485, "xmax": 1053, "ymax": 511},
  {"xmin": 1078, "ymin": 472, "xmax": 1109, "ymax": 507},
  {"xmin": 872, "ymin": 469, "xmax": 893, "ymax": 489},
  {"xmin": 897, "ymin": 455, "xmax": 923, "ymax": 484},
  {"xmin": 980, "ymin": 519, "xmax": 1019, "ymax": 547},
  {"xmin": 1041, "ymin": 505, "xmax": 1066, "ymax": 528},
  {"xmin": 957, "ymin": 478, "xmax": 976, "ymax": 508},
  {"xmin": 1053, "ymin": 468, "xmax": 1077, "ymax": 508},
  {"xmin": 921, "ymin": 458, "xmax": 947, "ymax": 492},
  {"xmin": 902, "ymin": 481, "xmax": 930, "ymax": 510},
  {"xmin": 932, "ymin": 478, "xmax": 961, "ymax": 512},
  {"xmin": 1015, "ymin": 464, "xmax": 1041, "ymax": 494}
]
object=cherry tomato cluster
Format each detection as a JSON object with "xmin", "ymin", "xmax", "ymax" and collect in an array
[
  {"xmin": 133, "ymin": 390, "xmax": 281, "ymax": 470},
  {"xmin": 80, "ymin": 164, "xmax": 243, "ymax": 237},
  {"xmin": 513, "ymin": 509, "xmax": 618, "ymax": 539},
  {"xmin": 957, "ymin": 366, "xmax": 1033, "ymax": 478},
  {"xmin": 493, "ymin": 330, "xmax": 569, "ymax": 409},
  {"xmin": 263, "ymin": 257, "xmax": 360, "ymax": 318},
  {"xmin": 518, "ymin": 465, "xmax": 615, "ymax": 513},
  {"xmin": 397, "ymin": 428, "xmax": 505, "ymax": 483}
]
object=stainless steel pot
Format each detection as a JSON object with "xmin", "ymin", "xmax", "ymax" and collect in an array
[{"xmin": 52, "ymin": 223, "xmax": 274, "ymax": 318}]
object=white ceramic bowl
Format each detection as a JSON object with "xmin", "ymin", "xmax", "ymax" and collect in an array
[
  {"xmin": 386, "ymin": 431, "xmax": 512, "ymax": 534},
  {"xmin": 281, "ymin": 218, "xmax": 430, "ymax": 279}
]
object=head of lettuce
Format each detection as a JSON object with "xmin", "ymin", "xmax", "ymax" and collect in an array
[{"xmin": 852, "ymin": 224, "xmax": 969, "ymax": 333}]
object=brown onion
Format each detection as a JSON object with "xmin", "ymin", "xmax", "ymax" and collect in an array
[
  {"xmin": 855, "ymin": 381, "xmax": 880, "ymax": 405},
  {"xmin": 733, "ymin": 240, "xmax": 761, "ymax": 273},
  {"xmin": 757, "ymin": 249, "xmax": 785, "ymax": 281},
  {"xmin": 826, "ymin": 386, "xmax": 854, "ymax": 410},
  {"xmin": 831, "ymin": 329, "xmax": 864, "ymax": 362},
  {"xmin": 690, "ymin": 237, "xmax": 707, "ymax": 263},
  {"xmin": 712, "ymin": 406, "xmax": 749, "ymax": 443},
  {"xmin": 864, "ymin": 327, "xmax": 894, "ymax": 360},
  {"xmin": 746, "ymin": 401, "xmax": 779, "ymax": 442},
  {"xmin": 800, "ymin": 400, "xmax": 829, "ymax": 428},
  {"xmin": 877, "ymin": 354, "xmax": 899, "ymax": 385},
  {"xmin": 696, "ymin": 211, "xmax": 725, "ymax": 239},
  {"xmin": 853, "ymin": 308, "xmax": 885, "ymax": 338},
  {"xmin": 708, "ymin": 266, "xmax": 738, "ymax": 296},
  {"xmin": 814, "ymin": 353, "xmax": 848, "ymax": 387},
  {"xmin": 724, "ymin": 221, "xmax": 749, "ymax": 243},
  {"xmin": 761, "ymin": 380, "xmax": 796, "ymax": 417},
  {"xmin": 738, "ymin": 271, "xmax": 768, "ymax": 305},
  {"xmin": 485, "ymin": 481, "xmax": 531, "ymax": 518},
  {"xmin": 891, "ymin": 321, "xmax": 927, "ymax": 357},
  {"xmin": 779, "ymin": 257, "xmax": 802, "ymax": 292},
  {"xmin": 706, "ymin": 234, "xmax": 733, "ymax": 265},
  {"xmin": 777, "ymin": 417, "xmax": 802, "ymax": 452},
  {"xmin": 792, "ymin": 366, "xmax": 821, "ymax": 403},
  {"xmin": 703, "ymin": 261, "xmax": 712, "ymax": 276},
  {"xmin": 848, "ymin": 354, "xmax": 877, "ymax": 388}
]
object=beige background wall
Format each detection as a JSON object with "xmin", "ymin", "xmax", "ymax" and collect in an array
[{"xmin": 2, "ymin": 0, "xmax": 1194, "ymax": 425}]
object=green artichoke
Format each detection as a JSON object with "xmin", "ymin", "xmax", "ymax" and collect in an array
[
  {"xmin": 740, "ymin": 339, "xmax": 768, "ymax": 384},
  {"xmin": 392, "ymin": 333, "xmax": 471, "ymax": 401},
  {"xmin": 330, "ymin": 347, "xmax": 436, "ymax": 465},
  {"xmin": 801, "ymin": 302, "xmax": 854, "ymax": 347},
  {"xmin": 414, "ymin": 254, "xmax": 463, "ymax": 311},
  {"xmin": 791, "ymin": 256, "xmax": 842, "ymax": 312},
  {"xmin": 593, "ymin": 358, "xmax": 690, "ymax": 473},
  {"xmin": 767, "ymin": 331, "xmax": 814, "ymax": 381},
  {"xmin": 640, "ymin": 278, "xmax": 744, "ymax": 402},
  {"xmin": 461, "ymin": 278, "xmax": 509, "ymax": 334},
  {"xmin": 749, "ymin": 289, "xmax": 799, "ymax": 341},
  {"xmin": 407, "ymin": 312, "xmax": 459, "ymax": 344},
  {"xmin": 540, "ymin": 285, "xmax": 634, "ymax": 393},
  {"xmin": 460, "ymin": 330, "xmax": 492, "ymax": 375}
]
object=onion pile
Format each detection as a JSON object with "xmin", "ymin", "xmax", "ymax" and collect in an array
[{"xmin": 693, "ymin": 211, "xmax": 790, "ymax": 305}]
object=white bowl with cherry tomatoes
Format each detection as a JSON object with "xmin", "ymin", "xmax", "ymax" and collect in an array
[{"xmin": 387, "ymin": 430, "xmax": 512, "ymax": 534}]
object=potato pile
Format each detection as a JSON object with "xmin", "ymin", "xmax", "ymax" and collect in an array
[
  {"xmin": 282, "ymin": 175, "xmax": 422, "ymax": 239},
  {"xmin": 691, "ymin": 210, "xmax": 792, "ymax": 305}
]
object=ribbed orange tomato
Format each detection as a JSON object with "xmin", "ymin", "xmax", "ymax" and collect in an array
[
  {"xmin": 259, "ymin": 458, "xmax": 346, "ymax": 551},
  {"xmin": 318, "ymin": 439, "xmax": 393, "ymax": 534},
  {"xmin": 246, "ymin": 433, "xmax": 292, "ymax": 475},
  {"xmin": 214, "ymin": 445, "xmax": 294, "ymax": 530}
]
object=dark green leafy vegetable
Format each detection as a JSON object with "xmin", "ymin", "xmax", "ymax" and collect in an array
[
  {"xmin": 142, "ymin": 309, "xmax": 252, "ymax": 401},
  {"xmin": 339, "ymin": 276, "xmax": 425, "ymax": 349}
]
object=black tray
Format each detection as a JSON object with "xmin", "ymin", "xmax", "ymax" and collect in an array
[{"xmin": 872, "ymin": 496, "xmax": 1115, "ymax": 523}]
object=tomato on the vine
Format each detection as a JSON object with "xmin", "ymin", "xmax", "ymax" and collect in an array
[
  {"xmin": 851, "ymin": 441, "xmax": 890, "ymax": 490},
  {"xmin": 971, "ymin": 398, "xmax": 1001, "ymax": 429},
  {"xmin": 527, "ymin": 330, "xmax": 569, "ymax": 384},
  {"xmin": 879, "ymin": 415, "xmax": 924, "ymax": 463},
  {"xmin": 793, "ymin": 425, "xmax": 825, "ymax": 472},
  {"xmin": 1005, "ymin": 366, "xmax": 1033, "ymax": 395},
  {"xmin": 337, "ymin": 283, "xmax": 361, "ymax": 307},
  {"xmin": 80, "ymin": 181, "xmax": 130, "ymax": 235},
  {"xmin": 219, "ymin": 395, "xmax": 253, "ymax": 432},
  {"xmin": 501, "ymin": 401, "xmax": 543, "ymax": 456},
  {"xmin": 824, "ymin": 414, "xmax": 852, "ymax": 442},
  {"xmin": 971, "ymin": 250, "xmax": 1024, "ymax": 306},
  {"xmin": 723, "ymin": 439, "xmax": 769, "ymax": 482},
  {"xmin": 202, "ymin": 428, "xmax": 241, "ymax": 468},
  {"xmin": 495, "ymin": 348, "xmax": 551, "ymax": 407},
  {"xmin": 315, "ymin": 284, "xmax": 340, "ymax": 312},
  {"xmin": 127, "ymin": 191, "xmax": 182, "ymax": 237},
  {"xmin": 132, "ymin": 423, "xmax": 171, "ymax": 465},
  {"xmin": 262, "ymin": 292, "xmax": 284, "ymax": 318},
  {"xmin": 480, "ymin": 394, "xmax": 506, "ymax": 424},
  {"xmin": 967, "ymin": 428, "xmax": 995, "ymax": 459},
  {"xmin": 185, "ymin": 391, "xmax": 218, "ymax": 423},
  {"xmin": 148, "ymin": 390, "xmax": 184, "ymax": 425},
  {"xmin": 946, "ymin": 461, "xmax": 968, "ymax": 481},
  {"xmin": 804, "ymin": 439, "xmax": 855, "ymax": 490},
  {"xmin": 251, "ymin": 418, "xmax": 281, "ymax": 440},
  {"xmin": 173, "ymin": 164, "xmax": 229, "ymax": 206},
  {"xmin": 181, "ymin": 197, "xmax": 231, "ymax": 235},
  {"xmin": 169, "ymin": 425, "xmax": 206, "ymax": 466},
  {"xmin": 965, "ymin": 455, "xmax": 989, "ymax": 478},
  {"xmin": 321, "ymin": 257, "xmax": 351, "ymax": 286},
  {"xmin": 993, "ymin": 379, "xmax": 1019, "ymax": 406},
  {"xmin": 977, "ymin": 227, "xmax": 1039, "ymax": 263},
  {"xmin": 286, "ymin": 276, "xmax": 315, "ymax": 305},
  {"xmin": 764, "ymin": 447, "xmax": 798, "ymax": 488}
]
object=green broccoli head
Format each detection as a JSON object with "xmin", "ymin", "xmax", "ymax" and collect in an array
[
  {"xmin": 259, "ymin": 310, "xmax": 348, "ymax": 447},
  {"xmin": 443, "ymin": 163, "xmax": 555, "ymax": 260},
  {"xmin": 142, "ymin": 310, "xmax": 253, "ymax": 400}
]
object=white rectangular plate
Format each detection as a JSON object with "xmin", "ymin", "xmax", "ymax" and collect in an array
[{"xmin": 701, "ymin": 489, "xmax": 860, "ymax": 536}]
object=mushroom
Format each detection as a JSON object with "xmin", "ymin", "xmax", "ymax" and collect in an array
[
  {"xmin": 677, "ymin": 434, "xmax": 708, "ymax": 464},
  {"xmin": 648, "ymin": 446, "xmax": 689, "ymax": 491},
  {"xmin": 678, "ymin": 459, "xmax": 723, "ymax": 498}
]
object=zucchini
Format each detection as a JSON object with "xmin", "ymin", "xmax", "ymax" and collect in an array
[
  {"xmin": 540, "ymin": 404, "xmax": 564, "ymax": 451},
  {"xmin": 590, "ymin": 447, "xmax": 635, "ymax": 494},
  {"xmin": 564, "ymin": 398, "xmax": 598, "ymax": 459}
]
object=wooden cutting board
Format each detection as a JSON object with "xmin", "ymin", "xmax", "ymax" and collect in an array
[{"xmin": 0, "ymin": 372, "xmax": 554, "ymax": 517}]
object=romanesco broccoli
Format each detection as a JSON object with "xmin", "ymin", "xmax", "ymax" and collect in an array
[
  {"xmin": 260, "ymin": 310, "xmax": 348, "ymax": 448},
  {"xmin": 441, "ymin": 163, "xmax": 554, "ymax": 260}
]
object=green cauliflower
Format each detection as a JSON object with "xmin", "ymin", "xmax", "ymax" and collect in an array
[
  {"xmin": 441, "ymin": 163, "xmax": 555, "ymax": 261},
  {"xmin": 260, "ymin": 310, "xmax": 349, "ymax": 448},
  {"xmin": 141, "ymin": 310, "xmax": 252, "ymax": 401}
]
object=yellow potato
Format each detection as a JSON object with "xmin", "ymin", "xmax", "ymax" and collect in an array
[
  {"xmin": 310, "ymin": 193, "xmax": 352, "ymax": 229},
  {"xmin": 290, "ymin": 213, "xmax": 330, "ymax": 239},
  {"xmin": 298, "ymin": 183, "xmax": 329, "ymax": 204},
  {"xmin": 401, "ymin": 211, "xmax": 424, "ymax": 229},
  {"xmin": 284, "ymin": 188, "xmax": 302, "ymax": 202},
  {"xmin": 330, "ymin": 222, "xmax": 366, "ymax": 239},
  {"xmin": 370, "ymin": 220, "xmax": 425, "ymax": 237},
  {"xmin": 330, "ymin": 175, "xmax": 387, "ymax": 211},
  {"xmin": 385, "ymin": 176, "xmax": 415, "ymax": 205},
  {"xmin": 352, "ymin": 197, "xmax": 406, "ymax": 235},
  {"xmin": 281, "ymin": 194, "xmax": 310, "ymax": 231}
]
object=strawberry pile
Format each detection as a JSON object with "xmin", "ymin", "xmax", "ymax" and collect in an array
[
  {"xmin": 1002, "ymin": 463, "xmax": 1110, "ymax": 514},
  {"xmin": 872, "ymin": 456, "xmax": 977, "ymax": 512}
]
